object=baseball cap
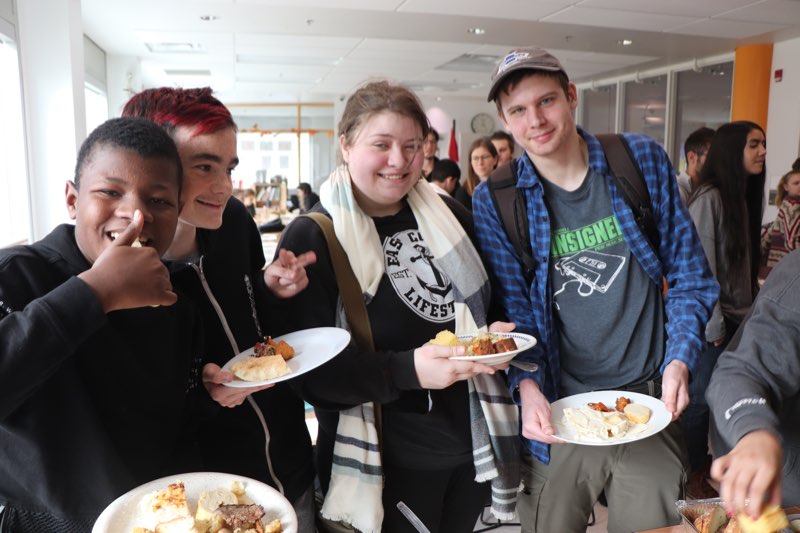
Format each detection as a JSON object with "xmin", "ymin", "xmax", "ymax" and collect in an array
[{"xmin": 487, "ymin": 46, "xmax": 567, "ymax": 102}]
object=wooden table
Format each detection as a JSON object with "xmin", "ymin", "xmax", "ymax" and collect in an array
[{"xmin": 637, "ymin": 506, "xmax": 800, "ymax": 533}]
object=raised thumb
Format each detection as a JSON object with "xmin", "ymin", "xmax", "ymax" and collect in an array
[{"xmin": 111, "ymin": 209, "xmax": 143, "ymax": 247}]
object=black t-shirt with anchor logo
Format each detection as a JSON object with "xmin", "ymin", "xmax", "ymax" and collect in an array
[{"xmin": 370, "ymin": 202, "xmax": 473, "ymax": 470}]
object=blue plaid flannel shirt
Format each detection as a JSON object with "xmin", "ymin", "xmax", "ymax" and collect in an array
[{"xmin": 472, "ymin": 129, "xmax": 719, "ymax": 463}]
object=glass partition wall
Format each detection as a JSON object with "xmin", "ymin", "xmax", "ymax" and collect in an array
[{"xmin": 578, "ymin": 59, "xmax": 733, "ymax": 171}]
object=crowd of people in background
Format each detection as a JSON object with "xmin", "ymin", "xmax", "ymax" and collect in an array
[{"xmin": 3, "ymin": 42, "xmax": 800, "ymax": 533}]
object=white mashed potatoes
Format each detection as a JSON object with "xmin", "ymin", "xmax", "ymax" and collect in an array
[{"xmin": 562, "ymin": 406, "xmax": 648, "ymax": 442}]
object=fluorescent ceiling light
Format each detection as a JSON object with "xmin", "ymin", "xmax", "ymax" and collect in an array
[{"xmin": 145, "ymin": 42, "xmax": 206, "ymax": 54}]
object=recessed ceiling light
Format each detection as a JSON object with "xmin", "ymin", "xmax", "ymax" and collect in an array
[
  {"xmin": 468, "ymin": 28, "xmax": 486, "ymax": 35},
  {"xmin": 617, "ymin": 39, "xmax": 633, "ymax": 46},
  {"xmin": 200, "ymin": 15, "xmax": 218, "ymax": 21}
]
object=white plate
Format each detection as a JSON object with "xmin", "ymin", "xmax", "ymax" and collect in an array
[
  {"xmin": 222, "ymin": 326, "xmax": 350, "ymax": 388},
  {"xmin": 92, "ymin": 472, "xmax": 297, "ymax": 533},
  {"xmin": 551, "ymin": 390, "xmax": 670, "ymax": 446},
  {"xmin": 449, "ymin": 332, "xmax": 538, "ymax": 365}
]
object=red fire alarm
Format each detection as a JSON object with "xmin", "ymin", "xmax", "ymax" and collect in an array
[{"xmin": 775, "ymin": 68, "xmax": 783, "ymax": 82}]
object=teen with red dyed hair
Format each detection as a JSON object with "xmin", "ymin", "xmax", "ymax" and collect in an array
[{"xmin": 122, "ymin": 87, "xmax": 318, "ymax": 532}]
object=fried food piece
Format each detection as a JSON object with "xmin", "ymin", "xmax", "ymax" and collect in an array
[
  {"xmin": 263, "ymin": 519, "xmax": 283, "ymax": 533},
  {"xmin": 492, "ymin": 337, "xmax": 518, "ymax": 353},
  {"xmin": 267, "ymin": 338, "xmax": 295, "ymax": 360},
  {"xmin": 737, "ymin": 504, "xmax": 789, "ymax": 533},
  {"xmin": 615, "ymin": 396, "xmax": 631, "ymax": 412},
  {"xmin": 587, "ymin": 402, "xmax": 613, "ymax": 412},
  {"xmin": 254, "ymin": 337, "xmax": 295, "ymax": 360}
]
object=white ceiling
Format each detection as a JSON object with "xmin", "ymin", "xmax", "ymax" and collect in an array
[{"xmin": 80, "ymin": 0, "xmax": 800, "ymax": 103}]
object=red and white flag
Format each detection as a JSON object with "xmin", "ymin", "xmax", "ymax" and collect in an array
[{"xmin": 448, "ymin": 120, "xmax": 459, "ymax": 162}]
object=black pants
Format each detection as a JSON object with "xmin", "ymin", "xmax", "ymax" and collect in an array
[{"xmin": 381, "ymin": 461, "xmax": 489, "ymax": 533}]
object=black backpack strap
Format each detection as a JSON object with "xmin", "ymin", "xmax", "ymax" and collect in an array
[
  {"xmin": 596, "ymin": 133, "xmax": 660, "ymax": 253},
  {"xmin": 487, "ymin": 159, "xmax": 536, "ymax": 285}
]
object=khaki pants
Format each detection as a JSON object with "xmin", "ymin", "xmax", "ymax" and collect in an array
[{"xmin": 518, "ymin": 422, "xmax": 688, "ymax": 533}]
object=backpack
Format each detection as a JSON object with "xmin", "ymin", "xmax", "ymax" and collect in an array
[{"xmin": 487, "ymin": 133, "xmax": 659, "ymax": 285}]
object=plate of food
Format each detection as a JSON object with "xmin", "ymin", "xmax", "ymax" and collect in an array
[
  {"xmin": 551, "ymin": 390, "xmax": 670, "ymax": 446},
  {"xmin": 221, "ymin": 326, "xmax": 350, "ymax": 388},
  {"xmin": 92, "ymin": 471, "xmax": 296, "ymax": 533},
  {"xmin": 431, "ymin": 330, "xmax": 537, "ymax": 365}
]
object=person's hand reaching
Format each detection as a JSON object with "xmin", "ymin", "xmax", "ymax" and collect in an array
[{"xmin": 264, "ymin": 248, "xmax": 317, "ymax": 298}]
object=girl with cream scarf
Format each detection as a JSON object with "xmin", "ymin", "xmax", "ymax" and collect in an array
[{"xmin": 276, "ymin": 81, "xmax": 520, "ymax": 533}]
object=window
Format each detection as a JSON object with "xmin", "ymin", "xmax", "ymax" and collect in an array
[
  {"xmin": 672, "ymin": 62, "xmax": 733, "ymax": 170},
  {"xmin": 624, "ymin": 75, "xmax": 667, "ymax": 147},
  {"xmin": 581, "ymin": 84, "xmax": 617, "ymax": 133},
  {"xmin": 0, "ymin": 35, "xmax": 31, "ymax": 247},
  {"xmin": 84, "ymin": 83, "xmax": 108, "ymax": 134},
  {"xmin": 229, "ymin": 103, "xmax": 335, "ymax": 192}
]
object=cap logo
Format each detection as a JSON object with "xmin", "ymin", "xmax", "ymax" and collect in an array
[{"xmin": 498, "ymin": 51, "xmax": 530, "ymax": 75}]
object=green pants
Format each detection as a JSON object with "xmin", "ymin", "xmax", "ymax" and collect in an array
[{"xmin": 518, "ymin": 422, "xmax": 688, "ymax": 533}]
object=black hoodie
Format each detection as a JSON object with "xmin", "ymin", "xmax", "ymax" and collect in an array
[
  {"xmin": 0, "ymin": 225, "xmax": 201, "ymax": 531},
  {"xmin": 168, "ymin": 198, "xmax": 314, "ymax": 504}
]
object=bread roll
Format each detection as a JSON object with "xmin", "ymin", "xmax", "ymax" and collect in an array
[
  {"xmin": 231, "ymin": 355, "xmax": 291, "ymax": 381},
  {"xmin": 693, "ymin": 505, "xmax": 727, "ymax": 533},
  {"xmin": 623, "ymin": 403, "xmax": 652, "ymax": 424},
  {"xmin": 737, "ymin": 504, "xmax": 789, "ymax": 533}
]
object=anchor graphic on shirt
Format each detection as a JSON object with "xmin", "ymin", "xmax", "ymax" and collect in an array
[{"xmin": 409, "ymin": 244, "xmax": 451, "ymax": 301}]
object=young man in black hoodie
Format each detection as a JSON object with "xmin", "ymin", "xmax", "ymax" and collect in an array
[
  {"xmin": 122, "ymin": 87, "xmax": 318, "ymax": 533},
  {"xmin": 0, "ymin": 118, "xmax": 202, "ymax": 531}
]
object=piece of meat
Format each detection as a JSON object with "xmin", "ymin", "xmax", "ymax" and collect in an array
[
  {"xmin": 254, "ymin": 340, "xmax": 277, "ymax": 358},
  {"xmin": 214, "ymin": 504, "xmax": 266, "ymax": 529},
  {"xmin": 492, "ymin": 337, "xmax": 518, "ymax": 353}
]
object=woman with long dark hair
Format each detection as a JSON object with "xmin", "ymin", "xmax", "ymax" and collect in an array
[
  {"xmin": 455, "ymin": 137, "xmax": 497, "ymax": 211},
  {"xmin": 684, "ymin": 120, "xmax": 766, "ymax": 495}
]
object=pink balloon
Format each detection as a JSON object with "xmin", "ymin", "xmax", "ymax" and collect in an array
[{"xmin": 426, "ymin": 107, "xmax": 451, "ymax": 136}]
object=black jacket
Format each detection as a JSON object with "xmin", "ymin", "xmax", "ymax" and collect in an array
[
  {"xmin": 170, "ymin": 198, "xmax": 314, "ymax": 503},
  {"xmin": 0, "ymin": 225, "xmax": 201, "ymax": 531}
]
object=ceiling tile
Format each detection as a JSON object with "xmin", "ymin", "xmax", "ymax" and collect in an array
[
  {"xmin": 718, "ymin": 0, "xmax": 800, "ymax": 24},
  {"xmin": 668, "ymin": 18, "xmax": 788, "ymax": 38},
  {"xmin": 577, "ymin": 0, "xmax": 759, "ymax": 18},
  {"xmin": 397, "ymin": 0, "xmax": 575, "ymax": 20},
  {"xmin": 237, "ymin": 0, "xmax": 404, "ymax": 11},
  {"xmin": 542, "ymin": 6, "xmax": 697, "ymax": 31}
]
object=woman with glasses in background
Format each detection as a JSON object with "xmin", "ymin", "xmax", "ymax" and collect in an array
[{"xmin": 455, "ymin": 137, "xmax": 497, "ymax": 211}]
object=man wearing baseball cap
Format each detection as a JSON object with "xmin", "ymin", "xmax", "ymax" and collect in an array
[{"xmin": 472, "ymin": 46, "xmax": 718, "ymax": 532}]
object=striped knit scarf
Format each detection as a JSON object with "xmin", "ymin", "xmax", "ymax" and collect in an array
[{"xmin": 318, "ymin": 165, "xmax": 519, "ymax": 532}]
